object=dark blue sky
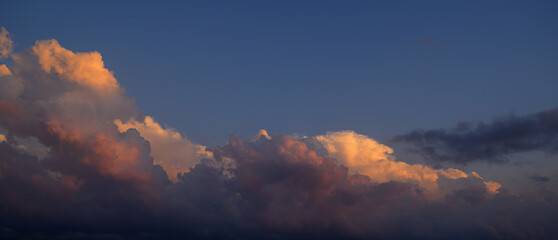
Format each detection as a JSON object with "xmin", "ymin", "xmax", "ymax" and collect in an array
[{"xmin": 2, "ymin": 1, "xmax": 557, "ymax": 146}]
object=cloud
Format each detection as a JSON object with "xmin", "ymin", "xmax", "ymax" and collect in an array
[
  {"xmin": 203, "ymin": 134, "xmax": 440, "ymax": 236},
  {"xmin": 0, "ymin": 27, "xmax": 13, "ymax": 59},
  {"xmin": 529, "ymin": 174, "xmax": 551, "ymax": 183},
  {"xmin": 0, "ymin": 29, "xmax": 170, "ymax": 206},
  {"xmin": 0, "ymin": 64, "xmax": 23, "ymax": 100},
  {"xmin": 175, "ymin": 133, "xmax": 555, "ymax": 239},
  {"xmin": 115, "ymin": 115, "xmax": 208, "ymax": 182},
  {"xmin": 30, "ymin": 39, "xmax": 120, "ymax": 93},
  {"xmin": 1, "ymin": 33, "xmax": 205, "ymax": 184},
  {"xmin": 0, "ymin": 28, "xmax": 556, "ymax": 239},
  {"xmin": 2, "ymin": 128, "xmax": 558, "ymax": 239},
  {"xmin": 313, "ymin": 131, "xmax": 500, "ymax": 197},
  {"xmin": 391, "ymin": 108, "xmax": 558, "ymax": 164}
]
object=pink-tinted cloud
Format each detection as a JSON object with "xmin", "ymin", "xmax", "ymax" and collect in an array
[
  {"xmin": 0, "ymin": 28, "xmax": 168, "ymax": 205},
  {"xmin": 115, "ymin": 115, "xmax": 208, "ymax": 182}
]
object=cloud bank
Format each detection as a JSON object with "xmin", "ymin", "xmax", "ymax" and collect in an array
[{"xmin": 0, "ymin": 28, "xmax": 557, "ymax": 239}]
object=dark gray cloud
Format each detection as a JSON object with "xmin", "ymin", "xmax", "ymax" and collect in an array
[
  {"xmin": 391, "ymin": 108, "xmax": 558, "ymax": 164},
  {"xmin": 530, "ymin": 174, "xmax": 551, "ymax": 183}
]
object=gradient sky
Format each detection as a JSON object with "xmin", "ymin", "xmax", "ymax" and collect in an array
[
  {"xmin": 2, "ymin": 1, "xmax": 557, "ymax": 145},
  {"xmin": 1, "ymin": 1, "xmax": 558, "ymax": 239}
]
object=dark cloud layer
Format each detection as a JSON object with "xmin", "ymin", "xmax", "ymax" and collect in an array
[
  {"xmin": 391, "ymin": 108, "xmax": 558, "ymax": 164},
  {"xmin": 2, "ymin": 136, "xmax": 558, "ymax": 239}
]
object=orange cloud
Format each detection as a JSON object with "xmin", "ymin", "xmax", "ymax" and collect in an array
[
  {"xmin": 315, "ymin": 131, "xmax": 500, "ymax": 196},
  {"xmin": 0, "ymin": 64, "xmax": 11, "ymax": 75},
  {"xmin": 30, "ymin": 39, "xmax": 120, "ymax": 94},
  {"xmin": 0, "ymin": 27, "xmax": 13, "ymax": 58}
]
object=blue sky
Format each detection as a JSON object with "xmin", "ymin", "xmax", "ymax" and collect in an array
[{"xmin": 2, "ymin": 1, "xmax": 557, "ymax": 146}]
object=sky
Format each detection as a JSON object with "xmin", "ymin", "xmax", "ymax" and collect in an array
[
  {"xmin": 1, "ymin": 1, "xmax": 558, "ymax": 239},
  {"xmin": 2, "ymin": 1, "xmax": 557, "ymax": 144}
]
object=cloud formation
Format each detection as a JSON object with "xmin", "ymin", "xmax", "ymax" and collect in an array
[
  {"xmin": 115, "ymin": 115, "xmax": 210, "ymax": 182},
  {"xmin": 313, "ymin": 131, "xmax": 500, "ymax": 196},
  {"xmin": 0, "ymin": 28, "xmax": 557, "ymax": 239},
  {"xmin": 391, "ymin": 108, "xmax": 558, "ymax": 164},
  {"xmin": 0, "ymin": 30, "xmax": 173, "ymax": 205},
  {"xmin": 166, "ymin": 133, "xmax": 555, "ymax": 239}
]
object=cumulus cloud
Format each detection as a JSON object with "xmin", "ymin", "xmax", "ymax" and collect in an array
[
  {"xmin": 115, "ymin": 115, "xmax": 209, "ymax": 182},
  {"xmin": 178, "ymin": 133, "xmax": 555, "ymax": 239},
  {"xmin": 30, "ymin": 39, "xmax": 120, "ymax": 93},
  {"xmin": 0, "ymin": 30, "xmax": 170, "ymax": 205},
  {"xmin": 0, "ymin": 28, "xmax": 556, "ymax": 239},
  {"xmin": 313, "ymin": 131, "xmax": 500, "ymax": 196},
  {"xmin": 391, "ymin": 108, "xmax": 558, "ymax": 164}
]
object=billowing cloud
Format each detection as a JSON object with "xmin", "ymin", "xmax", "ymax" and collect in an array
[
  {"xmin": 30, "ymin": 39, "xmax": 120, "ymax": 93},
  {"xmin": 391, "ymin": 108, "xmax": 558, "ymax": 164},
  {"xmin": 175, "ymin": 133, "xmax": 555, "ymax": 239},
  {"xmin": 115, "ymin": 115, "xmax": 210, "ymax": 182},
  {"xmin": 313, "ymin": 131, "xmax": 500, "ymax": 196},
  {"xmin": 0, "ymin": 28, "xmax": 556, "ymax": 239},
  {"xmin": 0, "ymin": 29, "xmax": 170, "ymax": 204}
]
